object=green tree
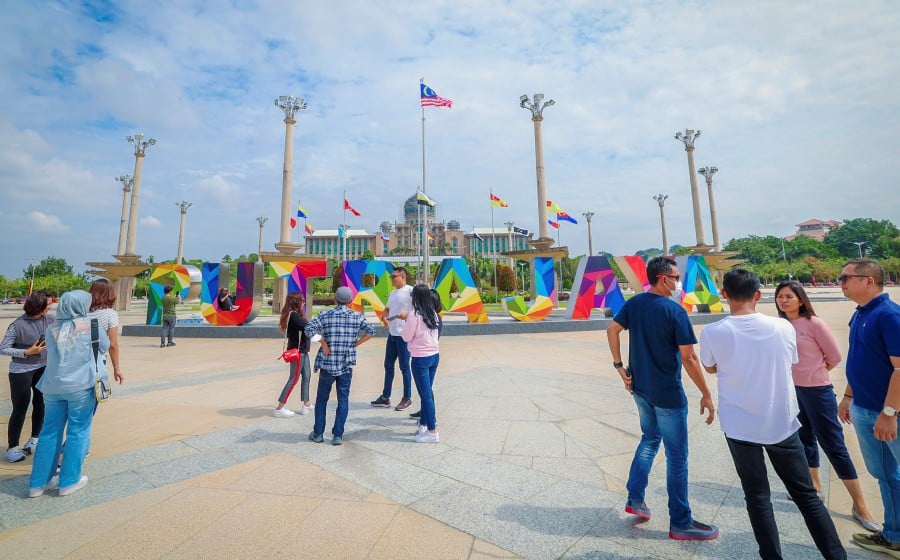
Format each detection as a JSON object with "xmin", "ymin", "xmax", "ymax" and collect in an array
[
  {"xmin": 496, "ymin": 264, "xmax": 516, "ymax": 292},
  {"xmin": 824, "ymin": 218, "xmax": 899, "ymax": 259},
  {"xmin": 723, "ymin": 236, "xmax": 784, "ymax": 265},
  {"xmin": 785, "ymin": 236, "xmax": 838, "ymax": 260},
  {"xmin": 24, "ymin": 257, "xmax": 74, "ymax": 278}
]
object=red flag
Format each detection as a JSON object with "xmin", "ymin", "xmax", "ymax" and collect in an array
[
  {"xmin": 344, "ymin": 198, "xmax": 361, "ymax": 217},
  {"xmin": 290, "ymin": 217, "xmax": 297, "ymax": 228}
]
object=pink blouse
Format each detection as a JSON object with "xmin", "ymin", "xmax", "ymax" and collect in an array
[{"xmin": 789, "ymin": 316, "xmax": 842, "ymax": 387}]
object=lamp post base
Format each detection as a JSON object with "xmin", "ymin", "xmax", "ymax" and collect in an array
[
  {"xmin": 274, "ymin": 242, "xmax": 304, "ymax": 255},
  {"xmin": 528, "ymin": 237, "xmax": 555, "ymax": 251}
]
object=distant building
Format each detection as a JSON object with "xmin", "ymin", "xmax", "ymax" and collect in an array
[
  {"xmin": 785, "ymin": 219, "xmax": 841, "ymax": 242},
  {"xmin": 303, "ymin": 192, "xmax": 533, "ymax": 260}
]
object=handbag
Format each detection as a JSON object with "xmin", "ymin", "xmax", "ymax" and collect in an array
[
  {"xmin": 91, "ymin": 319, "xmax": 111, "ymax": 403},
  {"xmin": 279, "ymin": 311, "xmax": 302, "ymax": 363}
]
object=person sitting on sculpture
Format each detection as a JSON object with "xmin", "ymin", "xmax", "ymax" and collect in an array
[{"xmin": 217, "ymin": 288, "xmax": 240, "ymax": 311}]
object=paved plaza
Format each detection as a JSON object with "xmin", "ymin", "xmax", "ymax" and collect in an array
[{"xmin": 1, "ymin": 289, "xmax": 896, "ymax": 559}]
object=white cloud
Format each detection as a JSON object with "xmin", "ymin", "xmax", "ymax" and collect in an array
[
  {"xmin": 28, "ymin": 211, "xmax": 70, "ymax": 233},
  {"xmin": 140, "ymin": 215, "xmax": 163, "ymax": 227}
]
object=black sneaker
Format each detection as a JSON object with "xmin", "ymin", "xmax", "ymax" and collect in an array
[
  {"xmin": 853, "ymin": 532, "xmax": 900, "ymax": 557},
  {"xmin": 370, "ymin": 396, "xmax": 391, "ymax": 407},
  {"xmin": 409, "ymin": 410, "xmax": 421, "ymax": 418}
]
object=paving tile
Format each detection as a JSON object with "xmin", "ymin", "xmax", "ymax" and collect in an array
[
  {"xmin": 502, "ymin": 421, "xmax": 568, "ymax": 458},
  {"xmin": 368, "ymin": 507, "xmax": 474, "ymax": 560}
]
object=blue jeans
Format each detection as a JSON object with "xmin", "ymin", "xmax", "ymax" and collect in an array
[
  {"xmin": 313, "ymin": 370, "xmax": 352, "ymax": 438},
  {"xmin": 29, "ymin": 388, "xmax": 96, "ymax": 489},
  {"xmin": 627, "ymin": 392, "xmax": 692, "ymax": 527},
  {"xmin": 382, "ymin": 335, "xmax": 411, "ymax": 400},
  {"xmin": 411, "ymin": 354, "xmax": 439, "ymax": 431},
  {"xmin": 161, "ymin": 316, "xmax": 176, "ymax": 344},
  {"xmin": 727, "ymin": 432, "xmax": 846, "ymax": 560},
  {"xmin": 851, "ymin": 403, "xmax": 900, "ymax": 543}
]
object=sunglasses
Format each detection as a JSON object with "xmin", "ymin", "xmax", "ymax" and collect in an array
[{"xmin": 838, "ymin": 274, "xmax": 868, "ymax": 283}]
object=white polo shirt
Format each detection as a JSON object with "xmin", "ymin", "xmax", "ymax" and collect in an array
[
  {"xmin": 385, "ymin": 285, "xmax": 413, "ymax": 336},
  {"xmin": 699, "ymin": 313, "xmax": 800, "ymax": 444}
]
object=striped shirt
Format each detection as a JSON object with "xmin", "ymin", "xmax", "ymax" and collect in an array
[{"xmin": 305, "ymin": 304, "xmax": 375, "ymax": 376}]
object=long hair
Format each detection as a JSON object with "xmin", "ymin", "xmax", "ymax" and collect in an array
[
  {"xmin": 411, "ymin": 284, "xmax": 439, "ymax": 330},
  {"xmin": 775, "ymin": 280, "xmax": 816, "ymax": 319},
  {"xmin": 89, "ymin": 278, "xmax": 117, "ymax": 310},
  {"xmin": 279, "ymin": 291, "xmax": 305, "ymax": 332}
]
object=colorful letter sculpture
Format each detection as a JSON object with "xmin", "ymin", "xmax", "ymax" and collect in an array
[
  {"xmin": 613, "ymin": 255, "xmax": 651, "ymax": 294},
  {"xmin": 432, "ymin": 258, "xmax": 488, "ymax": 323},
  {"xmin": 146, "ymin": 264, "xmax": 202, "ymax": 325},
  {"xmin": 341, "ymin": 260, "xmax": 392, "ymax": 319},
  {"xmin": 675, "ymin": 255, "xmax": 723, "ymax": 312},
  {"xmin": 503, "ymin": 257, "xmax": 556, "ymax": 322},
  {"xmin": 200, "ymin": 262, "xmax": 263, "ymax": 326},
  {"xmin": 565, "ymin": 256, "xmax": 626, "ymax": 319},
  {"xmin": 266, "ymin": 260, "xmax": 328, "ymax": 317}
]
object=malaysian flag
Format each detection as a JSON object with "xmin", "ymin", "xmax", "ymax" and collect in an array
[{"xmin": 420, "ymin": 83, "xmax": 453, "ymax": 108}]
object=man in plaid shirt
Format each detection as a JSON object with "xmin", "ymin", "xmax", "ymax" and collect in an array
[{"xmin": 304, "ymin": 286, "xmax": 376, "ymax": 445}]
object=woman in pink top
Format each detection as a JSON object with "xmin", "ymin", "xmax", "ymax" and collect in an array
[
  {"xmin": 401, "ymin": 285, "xmax": 441, "ymax": 443},
  {"xmin": 776, "ymin": 281, "xmax": 878, "ymax": 531}
]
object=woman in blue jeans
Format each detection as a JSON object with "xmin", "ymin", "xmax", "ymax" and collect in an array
[
  {"xmin": 28, "ymin": 290, "xmax": 109, "ymax": 498},
  {"xmin": 402, "ymin": 285, "xmax": 441, "ymax": 443}
]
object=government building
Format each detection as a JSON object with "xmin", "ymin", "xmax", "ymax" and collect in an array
[{"xmin": 303, "ymin": 193, "xmax": 533, "ymax": 261}]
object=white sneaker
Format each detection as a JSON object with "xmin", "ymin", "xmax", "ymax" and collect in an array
[
  {"xmin": 5, "ymin": 446, "xmax": 25, "ymax": 463},
  {"xmin": 23, "ymin": 437, "xmax": 38, "ymax": 455},
  {"xmin": 28, "ymin": 476, "xmax": 58, "ymax": 498},
  {"xmin": 414, "ymin": 431, "xmax": 439, "ymax": 443},
  {"xmin": 273, "ymin": 408, "xmax": 296, "ymax": 418},
  {"xmin": 59, "ymin": 475, "xmax": 88, "ymax": 496},
  {"xmin": 300, "ymin": 405, "xmax": 313, "ymax": 415},
  {"xmin": 415, "ymin": 424, "xmax": 427, "ymax": 436}
]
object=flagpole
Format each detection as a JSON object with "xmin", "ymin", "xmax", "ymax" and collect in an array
[
  {"xmin": 420, "ymin": 78, "xmax": 430, "ymax": 285},
  {"xmin": 342, "ymin": 189, "xmax": 347, "ymax": 266},
  {"xmin": 490, "ymin": 189, "xmax": 498, "ymax": 302}
]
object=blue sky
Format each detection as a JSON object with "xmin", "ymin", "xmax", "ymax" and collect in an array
[{"xmin": 1, "ymin": 1, "xmax": 897, "ymax": 278}]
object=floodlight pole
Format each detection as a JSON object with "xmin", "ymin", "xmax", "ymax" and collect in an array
[
  {"xmin": 582, "ymin": 212, "xmax": 594, "ymax": 256},
  {"xmin": 674, "ymin": 129, "xmax": 706, "ymax": 247},
  {"xmin": 123, "ymin": 133, "xmax": 156, "ymax": 258},
  {"xmin": 698, "ymin": 166, "xmax": 720, "ymax": 251},
  {"xmin": 653, "ymin": 194, "xmax": 669, "ymax": 255},
  {"xmin": 175, "ymin": 201, "xmax": 192, "ymax": 265},
  {"xmin": 256, "ymin": 217, "xmax": 268, "ymax": 262},
  {"xmin": 114, "ymin": 174, "xmax": 133, "ymax": 259},
  {"xmin": 274, "ymin": 95, "xmax": 307, "ymax": 254},
  {"xmin": 520, "ymin": 93, "xmax": 556, "ymax": 250}
]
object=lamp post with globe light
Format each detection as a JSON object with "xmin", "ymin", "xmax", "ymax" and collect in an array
[{"xmin": 520, "ymin": 93, "xmax": 556, "ymax": 250}]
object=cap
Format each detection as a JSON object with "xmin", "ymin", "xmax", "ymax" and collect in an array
[{"xmin": 334, "ymin": 286, "xmax": 353, "ymax": 304}]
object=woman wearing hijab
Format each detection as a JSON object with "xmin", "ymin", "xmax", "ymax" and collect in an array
[{"xmin": 28, "ymin": 290, "xmax": 109, "ymax": 498}]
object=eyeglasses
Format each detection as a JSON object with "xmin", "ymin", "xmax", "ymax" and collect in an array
[{"xmin": 838, "ymin": 274, "xmax": 868, "ymax": 283}]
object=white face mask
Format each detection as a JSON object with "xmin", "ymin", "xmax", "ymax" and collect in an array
[{"xmin": 670, "ymin": 280, "xmax": 684, "ymax": 301}]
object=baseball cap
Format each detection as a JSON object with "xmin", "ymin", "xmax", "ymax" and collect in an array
[{"xmin": 334, "ymin": 286, "xmax": 353, "ymax": 304}]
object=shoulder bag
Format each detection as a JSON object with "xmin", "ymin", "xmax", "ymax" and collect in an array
[
  {"xmin": 91, "ymin": 318, "xmax": 111, "ymax": 402},
  {"xmin": 279, "ymin": 311, "xmax": 301, "ymax": 363}
]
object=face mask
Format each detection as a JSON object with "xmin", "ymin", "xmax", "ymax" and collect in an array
[{"xmin": 670, "ymin": 280, "xmax": 684, "ymax": 302}]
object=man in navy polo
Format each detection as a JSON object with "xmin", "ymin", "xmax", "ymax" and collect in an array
[{"xmin": 837, "ymin": 259, "xmax": 900, "ymax": 557}]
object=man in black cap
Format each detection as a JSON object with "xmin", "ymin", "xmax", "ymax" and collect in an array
[{"xmin": 304, "ymin": 286, "xmax": 376, "ymax": 445}]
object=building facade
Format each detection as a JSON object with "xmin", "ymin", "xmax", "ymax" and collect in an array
[{"xmin": 785, "ymin": 219, "xmax": 841, "ymax": 242}]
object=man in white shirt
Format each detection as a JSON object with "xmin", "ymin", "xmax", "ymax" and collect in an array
[
  {"xmin": 699, "ymin": 269, "xmax": 845, "ymax": 560},
  {"xmin": 370, "ymin": 267, "xmax": 414, "ymax": 411}
]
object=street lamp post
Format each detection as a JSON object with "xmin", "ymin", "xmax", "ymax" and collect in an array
[
  {"xmin": 698, "ymin": 166, "xmax": 720, "ymax": 251},
  {"xmin": 114, "ymin": 174, "xmax": 133, "ymax": 259},
  {"xmin": 256, "ymin": 217, "xmax": 268, "ymax": 262},
  {"xmin": 274, "ymin": 95, "xmax": 307, "ymax": 254},
  {"xmin": 504, "ymin": 221, "xmax": 515, "ymax": 268},
  {"xmin": 517, "ymin": 261, "xmax": 527, "ymax": 292},
  {"xmin": 674, "ymin": 129, "xmax": 706, "ymax": 247},
  {"xmin": 175, "ymin": 201, "xmax": 192, "ymax": 265},
  {"xmin": 123, "ymin": 133, "xmax": 156, "ymax": 259},
  {"xmin": 852, "ymin": 241, "xmax": 867, "ymax": 258},
  {"xmin": 582, "ymin": 211, "xmax": 595, "ymax": 256},
  {"xmin": 653, "ymin": 194, "xmax": 669, "ymax": 255},
  {"xmin": 520, "ymin": 93, "xmax": 556, "ymax": 251}
]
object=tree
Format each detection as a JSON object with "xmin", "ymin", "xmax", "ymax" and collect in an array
[
  {"xmin": 24, "ymin": 257, "xmax": 74, "ymax": 278},
  {"xmin": 824, "ymin": 218, "xmax": 899, "ymax": 259},
  {"xmin": 496, "ymin": 264, "xmax": 516, "ymax": 292},
  {"xmin": 723, "ymin": 236, "xmax": 783, "ymax": 264}
]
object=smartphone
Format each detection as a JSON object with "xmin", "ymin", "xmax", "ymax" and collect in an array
[{"xmin": 37, "ymin": 335, "xmax": 45, "ymax": 345}]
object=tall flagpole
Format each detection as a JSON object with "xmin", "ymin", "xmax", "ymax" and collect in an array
[
  {"xmin": 490, "ymin": 189, "xmax": 498, "ymax": 301},
  {"xmin": 420, "ymin": 78, "xmax": 431, "ymax": 285},
  {"xmin": 342, "ymin": 189, "xmax": 347, "ymax": 265}
]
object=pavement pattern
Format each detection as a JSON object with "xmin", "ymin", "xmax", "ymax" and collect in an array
[{"xmin": 0, "ymin": 290, "xmax": 894, "ymax": 559}]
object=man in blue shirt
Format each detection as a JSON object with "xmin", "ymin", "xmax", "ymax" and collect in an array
[
  {"xmin": 606, "ymin": 256, "xmax": 718, "ymax": 541},
  {"xmin": 304, "ymin": 286, "xmax": 376, "ymax": 446},
  {"xmin": 837, "ymin": 259, "xmax": 900, "ymax": 557}
]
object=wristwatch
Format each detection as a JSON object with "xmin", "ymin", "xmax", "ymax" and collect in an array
[
  {"xmin": 883, "ymin": 406, "xmax": 900, "ymax": 417},
  {"xmin": 613, "ymin": 361, "xmax": 624, "ymax": 369}
]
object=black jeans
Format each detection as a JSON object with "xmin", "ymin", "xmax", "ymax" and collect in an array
[
  {"xmin": 8, "ymin": 367, "xmax": 45, "ymax": 448},
  {"xmin": 726, "ymin": 431, "xmax": 846, "ymax": 560}
]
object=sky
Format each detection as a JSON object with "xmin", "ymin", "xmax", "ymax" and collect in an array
[{"xmin": 1, "ymin": 1, "xmax": 898, "ymax": 279}]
